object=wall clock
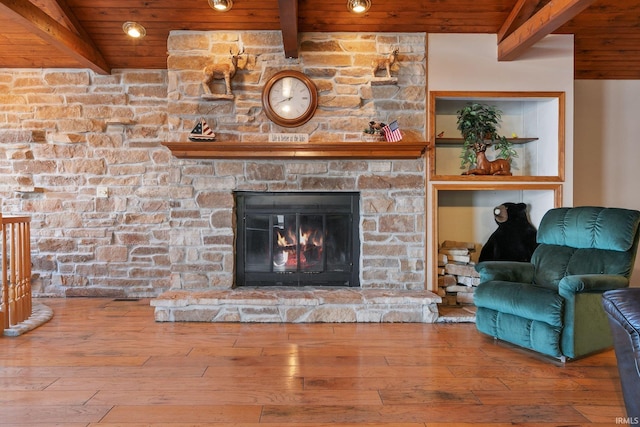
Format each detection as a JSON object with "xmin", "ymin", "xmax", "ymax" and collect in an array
[{"xmin": 262, "ymin": 70, "xmax": 318, "ymax": 128}]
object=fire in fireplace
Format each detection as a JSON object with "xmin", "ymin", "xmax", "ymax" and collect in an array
[{"xmin": 234, "ymin": 191, "xmax": 360, "ymax": 287}]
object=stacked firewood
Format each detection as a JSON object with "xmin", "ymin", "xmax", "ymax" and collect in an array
[{"xmin": 437, "ymin": 240, "xmax": 481, "ymax": 306}]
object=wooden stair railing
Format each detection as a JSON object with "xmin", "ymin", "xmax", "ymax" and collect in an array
[{"xmin": 1, "ymin": 214, "xmax": 32, "ymax": 332}]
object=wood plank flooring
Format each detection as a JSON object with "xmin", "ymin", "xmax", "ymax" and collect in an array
[{"xmin": 0, "ymin": 297, "xmax": 629, "ymax": 426}]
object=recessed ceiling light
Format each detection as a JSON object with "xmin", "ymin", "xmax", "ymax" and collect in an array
[
  {"xmin": 208, "ymin": 0, "xmax": 233, "ymax": 12},
  {"xmin": 122, "ymin": 21, "xmax": 146, "ymax": 39},
  {"xmin": 347, "ymin": 0, "xmax": 371, "ymax": 14}
]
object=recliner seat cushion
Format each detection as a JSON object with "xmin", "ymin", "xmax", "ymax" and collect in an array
[{"xmin": 474, "ymin": 281, "xmax": 564, "ymax": 327}]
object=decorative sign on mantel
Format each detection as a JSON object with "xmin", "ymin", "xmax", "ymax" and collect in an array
[{"xmin": 268, "ymin": 133, "xmax": 309, "ymax": 143}]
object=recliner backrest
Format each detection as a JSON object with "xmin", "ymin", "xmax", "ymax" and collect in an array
[{"xmin": 531, "ymin": 207, "xmax": 640, "ymax": 290}]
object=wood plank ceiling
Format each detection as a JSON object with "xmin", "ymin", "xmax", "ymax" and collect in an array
[{"xmin": 0, "ymin": 0, "xmax": 638, "ymax": 79}]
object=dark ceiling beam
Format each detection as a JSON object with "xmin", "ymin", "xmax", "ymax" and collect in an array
[
  {"xmin": 0, "ymin": 0, "xmax": 110, "ymax": 74},
  {"xmin": 498, "ymin": 0, "xmax": 597, "ymax": 61},
  {"xmin": 278, "ymin": 0, "xmax": 299, "ymax": 58},
  {"xmin": 497, "ymin": 0, "xmax": 542, "ymax": 43}
]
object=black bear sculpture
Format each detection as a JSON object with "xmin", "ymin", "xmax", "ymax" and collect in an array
[{"xmin": 478, "ymin": 202, "xmax": 538, "ymax": 263}]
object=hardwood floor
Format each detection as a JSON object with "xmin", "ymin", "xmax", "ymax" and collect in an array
[{"xmin": 0, "ymin": 298, "xmax": 628, "ymax": 426}]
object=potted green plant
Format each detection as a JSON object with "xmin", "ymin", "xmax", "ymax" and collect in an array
[{"xmin": 456, "ymin": 102, "xmax": 517, "ymax": 175}]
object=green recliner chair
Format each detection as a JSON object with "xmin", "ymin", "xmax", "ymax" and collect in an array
[{"xmin": 474, "ymin": 206, "xmax": 640, "ymax": 361}]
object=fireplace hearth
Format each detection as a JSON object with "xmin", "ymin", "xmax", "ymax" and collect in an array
[{"xmin": 235, "ymin": 191, "xmax": 360, "ymax": 287}]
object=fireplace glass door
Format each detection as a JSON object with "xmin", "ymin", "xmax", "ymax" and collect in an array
[{"xmin": 235, "ymin": 192, "xmax": 360, "ymax": 287}]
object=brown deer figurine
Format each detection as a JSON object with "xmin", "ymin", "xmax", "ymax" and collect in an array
[
  {"xmin": 463, "ymin": 142, "xmax": 512, "ymax": 176},
  {"xmin": 372, "ymin": 47, "xmax": 399, "ymax": 78},
  {"xmin": 202, "ymin": 47, "xmax": 245, "ymax": 97}
]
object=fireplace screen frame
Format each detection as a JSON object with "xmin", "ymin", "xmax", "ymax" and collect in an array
[{"xmin": 234, "ymin": 191, "xmax": 360, "ymax": 287}]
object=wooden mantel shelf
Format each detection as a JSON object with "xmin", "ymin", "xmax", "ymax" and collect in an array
[{"xmin": 162, "ymin": 141, "xmax": 429, "ymax": 160}]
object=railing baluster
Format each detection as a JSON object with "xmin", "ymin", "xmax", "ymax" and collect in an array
[
  {"xmin": 0, "ymin": 215, "xmax": 32, "ymax": 333},
  {"xmin": 1, "ymin": 214, "xmax": 6, "ymax": 330},
  {"xmin": 10, "ymin": 222, "xmax": 17, "ymax": 325},
  {"xmin": 24, "ymin": 221, "xmax": 32, "ymax": 319}
]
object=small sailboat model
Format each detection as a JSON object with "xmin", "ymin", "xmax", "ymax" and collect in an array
[{"xmin": 188, "ymin": 118, "xmax": 216, "ymax": 142}]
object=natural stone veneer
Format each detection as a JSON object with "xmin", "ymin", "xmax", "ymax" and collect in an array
[
  {"xmin": 151, "ymin": 288, "xmax": 440, "ymax": 323},
  {"xmin": 0, "ymin": 30, "xmax": 428, "ymax": 305}
]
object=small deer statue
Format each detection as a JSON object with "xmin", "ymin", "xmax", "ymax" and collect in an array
[
  {"xmin": 462, "ymin": 142, "xmax": 512, "ymax": 176},
  {"xmin": 372, "ymin": 47, "xmax": 399, "ymax": 78},
  {"xmin": 202, "ymin": 47, "xmax": 245, "ymax": 97}
]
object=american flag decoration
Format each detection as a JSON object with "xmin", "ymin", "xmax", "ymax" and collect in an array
[
  {"xmin": 382, "ymin": 120, "xmax": 403, "ymax": 142},
  {"xmin": 188, "ymin": 118, "xmax": 216, "ymax": 142}
]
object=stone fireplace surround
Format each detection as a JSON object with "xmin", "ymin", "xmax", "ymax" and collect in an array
[
  {"xmin": 150, "ymin": 30, "xmax": 441, "ymax": 322},
  {"xmin": 149, "ymin": 156, "xmax": 441, "ymax": 323},
  {"xmin": 152, "ymin": 170, "xmax": 441, "ymax": 322},
  {"xmin": 149, "ymin": 155, "xmax": 441, "ymax": 322}
]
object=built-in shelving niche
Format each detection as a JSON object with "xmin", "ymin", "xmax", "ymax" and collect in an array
[
  {"xmin": 429, "ymin": 91, "xmax": 565, "ymax": 181},
  {"xmin": 431, "ymin": 183, "xmax": 563, "ymax": 289}
]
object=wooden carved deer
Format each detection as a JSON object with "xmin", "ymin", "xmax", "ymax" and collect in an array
[
  {"xmin": 372, "ymin": 47, "xmax": 399, "ymax": 78},
  {"xmin": 202, "ymin": 47, "xmax": 245, "ymax": 97},
  {"xmin": 462, "ymin": 142, "xmax": 512, "ymax": 176}
]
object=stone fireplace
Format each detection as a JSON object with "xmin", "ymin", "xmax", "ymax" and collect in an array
[
  {"xmin": 149, "ymin": 30, "xmax": 441, "ymax": 322},
  {"xmin": 150, "ymin": 157, "xmax": 440, "ymax": 322},
  {"xmin": 235, "ymin": 191, "xmax": 360, "ymax": 287}
]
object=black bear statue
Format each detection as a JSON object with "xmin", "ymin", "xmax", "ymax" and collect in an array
[{"xmin": 478, "ymin": 202, "xmax": 538, "ymax": 263}]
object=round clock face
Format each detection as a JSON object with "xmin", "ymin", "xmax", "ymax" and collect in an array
[{"xmin": 262, "ymin": 71, "xmax": 318, "ymax": 128}]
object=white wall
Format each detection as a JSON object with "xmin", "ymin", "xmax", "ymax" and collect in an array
[{"xmin": 574, "ymin": 80, "xmax": 640, "ymax": 284}]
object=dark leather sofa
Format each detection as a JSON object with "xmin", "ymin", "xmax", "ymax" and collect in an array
[{"xmin": 602, "ymin": 288, "xmax": 640, "ymax": 419}]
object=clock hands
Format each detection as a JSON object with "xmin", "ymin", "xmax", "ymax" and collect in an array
[{"xmin": 275, "ymin": 96, "xmax": 293, "ymax": 105}]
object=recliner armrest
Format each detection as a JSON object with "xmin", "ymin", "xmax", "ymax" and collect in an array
[
  {"xmin": 559, "ymin": 274, "xmax": 629, "ymax": 297},
  {"xmin": 475, "ymin": 261, "xmax": 534, "ymax": 284}
]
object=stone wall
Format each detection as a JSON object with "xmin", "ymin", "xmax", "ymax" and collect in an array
[
  {"xmin": 0, "ymin": 31, "xmax": 427, "ymax": 298},
  {"xmin": 0, "ymin": 69, "xmax": 172, "ymax": 297}
]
